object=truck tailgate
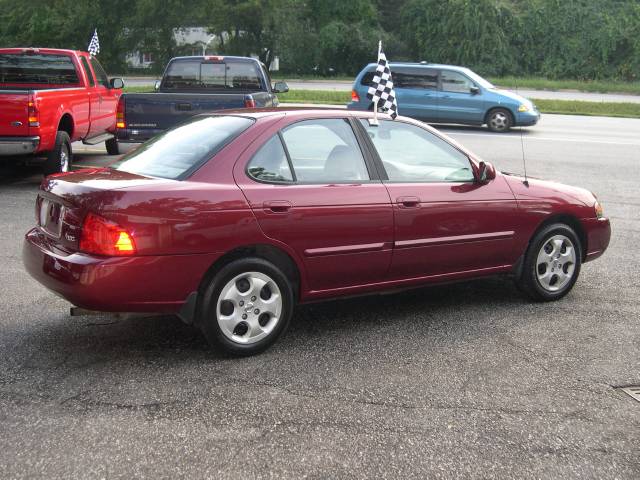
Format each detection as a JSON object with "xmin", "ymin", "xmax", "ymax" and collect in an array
[
  {"xmin": 0, "ymin": 90, "xmax": 30, "ymax": 136},
  {"xmin": 124, "ymin": 92, "xmax": 248, "ymax": 131}
]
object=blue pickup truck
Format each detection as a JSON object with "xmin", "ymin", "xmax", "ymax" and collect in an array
[{"xmin": 115, "ymin": 55, "xmax": 288, "ymax": 149}]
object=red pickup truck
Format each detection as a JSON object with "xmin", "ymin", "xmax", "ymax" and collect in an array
[{"xmin": 0, "ymin": 48, "xmax": 124, "ymax": 175}]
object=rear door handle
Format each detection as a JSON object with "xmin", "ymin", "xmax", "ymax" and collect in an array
[
  {"xmin": 396, "ymin": 196, "xmax": 420, "ymax": 208},
  {"xmin": 176, "ymin": 103, "xmax": 192, "ymax": 111},
  {"xmin": 263, "ymin": 200, "xmax": 292, "ymax": 213}
]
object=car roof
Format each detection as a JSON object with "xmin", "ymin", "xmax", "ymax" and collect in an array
[
  {"xmin": 198, "ymin": 107, "xmax": 394, "ymax": 122},
  {"xmin": 169, "ymin": 55, "xmax": 261, "ymax": 63},
  {"xmin": 362, "ymin": 62, "xmax": 470, "ymax": 72}
]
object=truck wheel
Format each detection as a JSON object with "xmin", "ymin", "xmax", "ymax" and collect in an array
[
  {"xmin": 105, "ymin": 137, "xmax": 120, "ymax": 155},
  {"xmin": 43, "ymin": 131, "xmax": 72, "ymax": 176}
]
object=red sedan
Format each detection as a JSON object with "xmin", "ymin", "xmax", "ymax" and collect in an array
[{"xmin": 23, "ymin": 109, "xmax": 611, "ymax": 355}]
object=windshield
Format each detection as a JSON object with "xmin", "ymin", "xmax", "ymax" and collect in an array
[
  {"xmin": 111, "ymin": 116, "xmax": 254, "ymax": 180},
  {"xmin": 0, "ymin": 54, "xmax": 79, "ymax": 85},
  {"xmin": 162, "ymin": 60, "xmax": 264, "ymax": 91},
  {"xmin": 463, "ymin": 68, "xmax": 495, "ymax": 89}
]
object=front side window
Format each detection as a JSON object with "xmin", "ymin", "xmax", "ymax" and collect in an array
[
  {"xmin": 80, "ymin": 57, "xmax": 95, "ymax": 86},
  {"xmin": 90, "ymin": 57, "xmax": 110, "ymax": 88},
  {"xmin": 281, "ymin": 119, "xmax": 370, "ymax": 183},
  {"xmin": 360, "ymin": 120, "xmax": 474, "ymax": 183},
  {"xmin": 112, "ymin": 116, "xmax": 254, "ymax": 179},
  {"xmin": 247, "ymin": 135, "xmax": 293, "ymax": 183},
  {"xmin": 441, "ymin": 70, "xmax": 475, "ymax": 94}
]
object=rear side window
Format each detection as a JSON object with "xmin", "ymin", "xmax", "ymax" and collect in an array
[
  {"xmin": 112, "ymin": 116, "xmax": 254, "ymax": 180},
  {"xmin": 361, "ymin": 68, "xmax": 438, "ymax": 90},
  {"xmin": 0, "ymin": 54, "xmax": 79, "ymax": 85},
  {"xmin": 163, "ymin": 60, "xmax": 263, "ymax": 91},
  {"xmin": 80, "ymin": 57, "xmax": 95, "ymax": 86},
  {"xmin": 281, "ymin": 119, "xmax": 370, "ymax": 183},
  {"xmin": 247, "ymin": 135, "xmax": 294, "ymax": 183}
]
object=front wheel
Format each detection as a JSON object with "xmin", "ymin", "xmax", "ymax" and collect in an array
[
  {"xmin": 517, "ymin": 223, "xmax": 582, "ymax": 301},
  {"xmin": 486, "ymin": 108, "xmax": 513, "ymax": 133},
  {"xmin": 198, "ymin": 258, "xmax": 294, "ymax": 356},
  {"xmin": 105, "ymin": 137, "xmax": 120, "ymax": 155},
  {"xmin": 43, "ymin": 131, "xmax": 72, "ymax": 176}
]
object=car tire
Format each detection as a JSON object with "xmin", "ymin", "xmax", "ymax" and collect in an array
[
  {"xmin": 43, "ymin": 131, "xmax": 72, "ymax": 176},
  {"xmin": 105, "ymin": 137, "xmax": 120, "ymax": 155},
  {"xmin": 486, "ymin": 108, "xmax": 513, "ymax": 133},
  {"xmin": 517, "ymin": 223, "xmax": 582, "ymax": 302},
  {"xmin": 198, "ymin": 258, "xmax": 294, "ymax": 356}
]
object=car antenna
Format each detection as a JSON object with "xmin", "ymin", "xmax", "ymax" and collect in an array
[{"xmin": 515, "ymin": 77, "xmax": 530, "ymax": 187}]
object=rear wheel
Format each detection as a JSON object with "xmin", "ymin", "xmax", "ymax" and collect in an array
[
  {"xmin": 43, "ymin": 131, "xmax": 71, "ymax": 176},
  {"xmin": 486, "ymin": 108, "xmax": 513, "ymax": 133},
  {"xmin": 199, "ymin": 258, "xmax": 294, "ymax": 356},
  {"xmin": 517, "ymin": 223, "xmax": 582, "ymax": 301},
  {"xmin": 105, "ymin": 137, "xmax": 120, "ymax": 155}
]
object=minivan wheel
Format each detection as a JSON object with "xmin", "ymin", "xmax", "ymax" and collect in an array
[
  {"xmin": 199, "ymin": 258, "xmax": 294, "ymax": 356},
  {"xmin": 486, "ymin": 108, "xmax": 513, "ymax": 133},
  {"xmin": 43, "ymin": 131, "xmax": 72, "ymax": 176},
  {"xmin": 517, "ymin": 223, "xmax": 582, "ymax": 302}
]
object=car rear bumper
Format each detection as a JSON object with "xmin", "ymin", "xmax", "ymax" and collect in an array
[
  {"xmin": 23, "ymin": 228, "xmax": 222, "ymax": 313},
  {"xmin": 116, "ymin": 128, "xmax": 163, "ymax": 143},
  {"xmin": 0, "ymin": 136, "xmax": 40, "ymax": 156},
  {"xmin": 582, "ymin": 217, "xmax": 611, "ymax": 262}
]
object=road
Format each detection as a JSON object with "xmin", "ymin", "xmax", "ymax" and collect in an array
[
  {"xmin": 1, "ymin": 113, "xmax": 639, "ymax": 479},
  {"xmin": 125, "ymin": 76, "xmax": 640, "ymax": 103}
]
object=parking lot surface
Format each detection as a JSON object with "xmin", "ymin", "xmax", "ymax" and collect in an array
[{"xmin": 1, "ymin": 114, "xmax": 639, "ymax": 479}]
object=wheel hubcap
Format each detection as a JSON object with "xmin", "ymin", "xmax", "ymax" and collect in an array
[
  {"xmin": 216, "ymin": 272, "xmax": 282, "ymax": 344},
  {"xmin": 490, "ymin": 112, "xmax": 508, "ymax": 131},
  {"xmin": 536, "ymin": 234, "xmax": 576, "ymax": 292},
  {"xmin": 60, "ymin": 147, "xmax": 69, "ymax": 172}
]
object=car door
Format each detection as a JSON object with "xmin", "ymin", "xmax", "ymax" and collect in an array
[
  {"xmin": 235, "ymin": 117, "xmax": 394, "ymax": 292},
  {"xmin": 437, "ymin": 69, "xmax": 485, "ymax": 124},
  {"xmin": 358, "ymin": 119, "xmax": 519, "ymax": 280},
  {"xmin": 78, "ymin": 55, "xmax": 100, "ymax": 138},
  {"xmin": 393, "ymin": 67, "xmax": 439, "ymax": 122},
  {"xmin": 89, "ymin": 57, "xmax": 120, "ymax": 133}
]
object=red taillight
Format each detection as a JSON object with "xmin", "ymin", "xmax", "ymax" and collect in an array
[
  {"xmin": 351, "ymin": 90, "xmax": 360, "ymax": 102},
  {"xmin": 79, "ymin": 213, "xmax": 136, "ymax": 256},
  {"xmin": 116, "ymin": 96, "xmax": 125, "ymax": 129},
  {"xmin": 28, "ymin": 100, "xmax": 40, "ymax": 127},
  {"xmin": 244, "ymin": 94, "xmax": 256, "ymax": 108}
]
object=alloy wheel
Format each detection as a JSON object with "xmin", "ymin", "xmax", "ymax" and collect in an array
[
  {"xmin": 535, "ymin": 234, "xmax": 577, "ymax": 292},
  {"xmin": 216, "ymin": 271, "xmax": 283, "ymax": 344},
  {"xmin": 489, "ymin": 112, "xmax": 509, "ymax": 132}
]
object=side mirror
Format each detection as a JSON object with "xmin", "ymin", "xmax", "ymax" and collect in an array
[
  {"xmin": 154, "ymin": 80, "xmax": 161, "ymax": 91},
  {"xmin": 109, "ymin": 77, "xmax": 124, "ymax": 89},
  {"xmin": 477, "ymin": 161, "xmax": 496, "ymax": 183},
  {"xmin": 273, "ymin": 81, "xmax": 289, "ymax": 94},
  {"xmin": 470, "ymin": 86, "xmax": 480, "ymax": 95}
]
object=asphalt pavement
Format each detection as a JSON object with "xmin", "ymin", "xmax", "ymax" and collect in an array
[{"xmin": 1, "ymin": 113, "xmax": 639, "ymax": 479}]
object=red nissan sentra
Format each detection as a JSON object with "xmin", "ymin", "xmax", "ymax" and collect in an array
[{"xmin": 23, "ymin": 109, "xmax": 611, "ymax": 355}]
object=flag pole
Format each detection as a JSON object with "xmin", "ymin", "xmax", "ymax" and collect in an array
[{"xmin": 371, "ymin": 40, "xmax": 382, "ymax": 126}]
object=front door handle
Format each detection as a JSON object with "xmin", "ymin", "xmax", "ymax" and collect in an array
[
  {"xmin": 263, "ymin": 200, "xmax": 292, "ymax": 213},
  {"xmin": 396, "ymin": 196, "xmax": 420, "ymax": 208}
]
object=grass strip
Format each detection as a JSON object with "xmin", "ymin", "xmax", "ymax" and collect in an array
[
  {"xmin": 489, "ymin": 76, "xmax": 640, "ymax": 96},
  {"xmin": 122, "ymin": 87, "xmax": 640, "ymax": 119}
]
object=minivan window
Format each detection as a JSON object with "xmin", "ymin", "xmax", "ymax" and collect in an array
[
  {"xmin": 0, "ymin": 54, "xmax": 79, "ymax": 85},
  {"xmin": 361, "ymin": 68, "xmax": 437, "ymax": 90},
  {"xmin": 281, "ymin": 119, "xmax": 370, "ymax": 183},
  {"xmin": 441, "ymin": 70, "xmax": 475, "ymax": 93},
  {"xmin": 360, "ymin": 120, "xmax": 474, "ymax": 183},
  {"xmin": 163, "ymin": 60, "xmax": 263, "ymax": 91},
  {"xmin": 112, "ymin": 116, "xmax": 254, "ymax": 180}
]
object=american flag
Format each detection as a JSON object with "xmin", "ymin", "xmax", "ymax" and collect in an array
[
  {"xmin": 366, "ymin": 41, "xmax": 398, "ymax": 119},
  {"xmin": 88, "ymin": 29, "xmax": 100, "ymax": 56}
]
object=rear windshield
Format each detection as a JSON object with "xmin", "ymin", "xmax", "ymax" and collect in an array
[
  {"xmin": 0, "ymin": 54, "xmax": 79, "ymax": 85},
  {"xmin": 111, "ymin": 116, "xmax": 254, "ymax": 180},
  {"xmin": 162, "ymin": 60, "xmax": 264, "ymax": 91}
]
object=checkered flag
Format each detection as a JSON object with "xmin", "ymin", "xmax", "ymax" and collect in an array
[
  {"xmin": 88, "ymin": 29, "xmax": 100, "ymax": 56},
  {"xmin": 366, "ymin": 41, "xmax": 398, "ymax": 119}
]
